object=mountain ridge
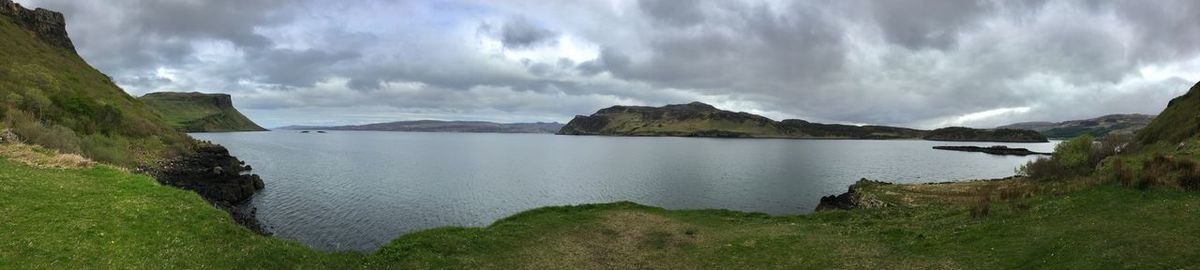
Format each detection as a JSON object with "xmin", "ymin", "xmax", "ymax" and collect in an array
[
  {"xmin": 998, "ymin": 114, "xmax": 1154, "ymax": 138},
  {"xmin": 558, "ymin": 102, "xmax": 1046, "ymax": 142}
]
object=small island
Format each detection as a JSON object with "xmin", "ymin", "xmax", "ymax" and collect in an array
[{"xmin": 932, "ymin": 145, "xmax": 1051, "ymax": 156}]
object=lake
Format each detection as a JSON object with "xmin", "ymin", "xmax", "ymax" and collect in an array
[{"xmin": 192, "ymin": 131, "xmax": 1056, "ymax": 251}]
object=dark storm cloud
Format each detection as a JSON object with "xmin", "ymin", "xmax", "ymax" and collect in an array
[
  {"xmin": 484, "ymin": 16, "xmax": 558, "ymax": 49},
  {"xmin": 15, "ymin": 0, "xmax": 1200, "ymax": 127}
]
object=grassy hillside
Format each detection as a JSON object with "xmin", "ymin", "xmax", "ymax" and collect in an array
[
  {"xmin": 0, "ymin": 9, "xmax": 190, "ymax": 166},
  {"xmin": 1138, "ymin": 81, "xmax": 1200, "ymax": 144},
  {"xmin": 4, "ymin": 146, "xmax": 1199, "ymax": 268},
  {"xmin": 139, "ymin": 92, "xmax": 267, "ymax": 132}
]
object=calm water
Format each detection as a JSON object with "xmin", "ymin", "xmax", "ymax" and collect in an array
[{"xmin": 192, "ymin": 131, "xmax": 1056, "ymax": 251}]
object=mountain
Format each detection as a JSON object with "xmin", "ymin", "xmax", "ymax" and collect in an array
[
  {"xmin": 1138, "ymin": 81, "xmax": 1200, "ymax": 144},
  {"xmin": 139, "ymin": 92, "xmax": 267, "ymax": 132},
  {"xmin": 998, "ymin": 114, "xmax": 1154, "ymax": 138},
  {"xmin": 923, "ymin": 127, "xmax": 1048, "ymax": 143},
  {"xmin": 279, "ymin": 120, "xmax": 564, "ymax": 133},
  {"xmin": 558, "ymin": 102, "xmax": 1043, "ymax": 142}
]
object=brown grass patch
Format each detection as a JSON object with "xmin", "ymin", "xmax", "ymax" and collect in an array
[
  {"xmin": 0, "ymin": 143, "xmax": 94, "ymax": 169},
  {"xmin": 529, "ymin": 211, "xmax": 700, "ymax": 270}
]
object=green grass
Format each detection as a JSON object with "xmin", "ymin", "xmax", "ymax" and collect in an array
[
  {"xmin": 0, "ymin": 14, "xmax": 191, "ymax": 166},
  {"xmin": 4, "ymin": 153, "xmax": 1200, "ymax": 269},
  {"xmin": 0, "ymin": 158, "xmax": 362, "ymax": 269}
]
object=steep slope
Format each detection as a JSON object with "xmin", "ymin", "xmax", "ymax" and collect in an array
[
  {"xmin": 140, "ymin": 92, "xmax": 267, "ymax": 132},
  {"xmin": 0, "ymin": 1, "xmax": 264, "ymax": 231},
  {"xmin": 998, "ymin": 114, "xmax": 1154, "ymax": 138},
  {"xmin": 1138, "ymin": 81, "xmax": 1200, "ymax": 144},
  {"xmin": 0, "ymin": 0, "xmax": 190, "ymax": 166},
  {"xmin": 281, "ymin": 120, "xmax": 562, "ymax": 133}
]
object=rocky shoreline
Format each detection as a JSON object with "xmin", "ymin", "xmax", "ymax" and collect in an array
[
  {"xmin": 815, "ymin": 178, "xmax": 892, "ymax": 211},
  {"xmin": 139, "ymin": 142, "xmax": 268, "ymax": 234}
]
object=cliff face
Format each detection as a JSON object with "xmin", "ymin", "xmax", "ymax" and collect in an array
[
  {"xmin": 140, "ymin": 92, "xmax": 268, "ymax": 132},
  {"xmin": 0, "ymin": 0, "xmax": 74, "ymax": 51}
]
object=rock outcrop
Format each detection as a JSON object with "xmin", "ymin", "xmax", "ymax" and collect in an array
[
  {"xmin": 815, "ymin": 179, "xmax": 892, "ymax": 211},
  {"xmin": 0, "ymin": 0, "xmax": 74, "ymax": 51},
  {"xmin": 140, "ymin": 143, "xmax": 267, "ymax": 233}
]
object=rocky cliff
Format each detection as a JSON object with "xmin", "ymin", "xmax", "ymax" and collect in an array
[
  {"xmin": 140, "ymin": 92, "xmax": 268, "ymax": 132},
  {"xmin": 0, "ymin": 0, "xmax": 73, "ymax": 51}
]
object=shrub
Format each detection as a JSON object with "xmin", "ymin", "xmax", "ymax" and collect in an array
[
  {"xmin": 1017, "ymin": 157, "xmax": 1063, "ymax": 180},
  {"xmin": 1055, "ymin": 135, "xmax": 1095, "ymax": 174}
]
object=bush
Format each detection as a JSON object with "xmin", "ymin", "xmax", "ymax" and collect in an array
[
  {"xmin": 1017, "ymin": 157, "xmax": 1062, "ymax": 179},
  {"xmin": 1055, "ymin": 135, "xmax": 1095, "ymax": 174}
]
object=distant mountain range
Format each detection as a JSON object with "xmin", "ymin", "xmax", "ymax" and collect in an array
[
  {"xmin": 997, "ymin": 114, "xmax": 1154, "ymax": 138},
  {"xmin": 140, "ymin": 92, "xmax": 268, "ymax": 132},
  {"xmin": 277, "ymin": 120, "xmax": 564, "ymax": 134},
  {"xmin": 558, "ymin": 102, "xmax": 1047, "ymax": 142}
]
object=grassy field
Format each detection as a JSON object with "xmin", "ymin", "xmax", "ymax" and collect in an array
[{"xmin": 4, "ymin": 142, "xmax": 1200, "ymax": 269}]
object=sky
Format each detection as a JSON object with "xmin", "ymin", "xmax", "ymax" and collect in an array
[{"xmin": 16, "ymin": 0, "xmax": 1200, "ymax": 128}]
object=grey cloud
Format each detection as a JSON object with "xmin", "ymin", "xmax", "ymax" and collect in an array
[
  {"xmin": 638, "ymin": 0, "xmax": 705, "ymax": 27},
  {"xmin": 496, "ymin": 16, "xmax": 557, "ymax": 49},
  {"xmin": 16, "ymin": 0, "xmax": 1200, "ymax": 127}
]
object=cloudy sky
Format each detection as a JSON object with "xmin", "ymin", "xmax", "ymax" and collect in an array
[{"xmin": 18, "ymin": 0, "xmax": 1200, "ymax": 128}]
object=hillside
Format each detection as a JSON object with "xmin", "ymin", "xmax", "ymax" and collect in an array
[
  {"xmin": 1138, "ymin": 81, "xmax": 1200, "ymax": 144},
  {"xmin": 924, "ymin": 127, "xmax": 1049, "ymax": 143},
  {"xmin": 139, "ymin": 92, "xmax": 267, "ymax": 132},
  {"xmin": 0, "ymin": 1, "xmax": 264, "ymax": 232},
  {"xmin": 0, "ymin": 0, "xmax": 191, "ymax": 166},
  {"xmin": 280, "ymin": 120, "xmax": 562, "ymax": 133},
  {"xmin": 559, "ymin": 102, "xmax": 1038, "ymax": 142},
  {"xmin": 998, "ymin": 114, "xmax": 1154, "ymax": 138}
]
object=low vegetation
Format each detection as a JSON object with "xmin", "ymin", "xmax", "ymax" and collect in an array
[{"xmin": 0, "ymin": 14, "xmax": 191, "ymax": 166}]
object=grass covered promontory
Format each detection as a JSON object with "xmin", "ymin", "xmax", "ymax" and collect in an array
[{"xmin": 139, "ymin": 92, "xmax": 267, "ymax": 132}]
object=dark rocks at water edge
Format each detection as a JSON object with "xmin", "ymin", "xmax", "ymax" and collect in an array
[
  {"xmin": 932, "ymin": 145, "xmax": 1050, "ymax": 156},
  {"xmin": 140, "ymin": 143, "xmax": 268, "ymax": 234},
  {"xmin": 815, "ymin": 179, "xmax": 892, "ymax": 211}
]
